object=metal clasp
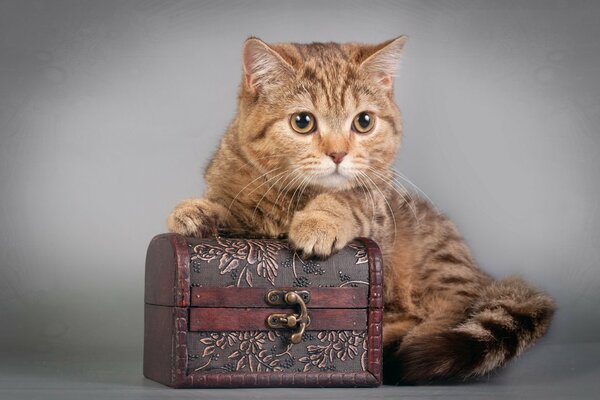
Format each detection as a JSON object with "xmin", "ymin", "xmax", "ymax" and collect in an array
[{"xmin": 265, "ymin": 290, "xmax": 311, "ymax": 344}]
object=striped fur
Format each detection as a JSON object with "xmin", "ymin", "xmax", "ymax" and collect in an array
[{"xmin": 167, "ymin": 37, "xmax": 555, "ymax": 383}]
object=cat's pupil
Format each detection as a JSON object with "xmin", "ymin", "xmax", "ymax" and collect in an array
[
  {"xmin": 357, "ymin": 112, "xmax": 371, "ymax": 129},
  {"xmin": 295, "ymin": 113, "xmax": 311, "ymax": 129}
]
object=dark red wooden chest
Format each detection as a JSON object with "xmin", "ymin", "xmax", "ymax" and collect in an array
[{"xmin": 143, "ymin": 233, "xmax": 383, "ymax": 388}]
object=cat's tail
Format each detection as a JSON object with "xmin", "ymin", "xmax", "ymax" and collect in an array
[{"xmin": 383, "ymin": 277, "xmax": 555, "ymax": 384}]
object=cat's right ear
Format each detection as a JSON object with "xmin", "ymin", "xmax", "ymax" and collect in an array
[
  {"xmin": 360, "ymin": 36, "xmax": 408, "ymax": 88},
  {"xmin": 242, "ymin": 37, "xmax": 293, "ymax": 92}
]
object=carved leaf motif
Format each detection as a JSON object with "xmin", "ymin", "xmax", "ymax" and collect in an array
[
  {"xmin": 219, "ymin": 254, "xmax": 240, "ymax": 273},
  {"xmin": 247, "ymin": 240, "xmax": 286, "ymax": 285},
  {"xmin": 191, "ymin": 330, "xmax": 368, "ymax": 373},
  {"xmin": 217, "ymin": 333, "xmax": 237, "ymax": 348},
  {"xmin": 191, "ymin": 243, "xmax": 225, "ymax": 263},
  {"xmin": 247, "ymin": 242, "xmax": 259, "ymax": 264},
  {"xmin": 348, "ymin": 242, "xmax": 369, "ymax": 264},
  {"xmin": 245, "ymin": 270, "xmax": 253, "ymax": 287},
  {"xmin": 202, "ymin": 346, "xmax": 215, "ymax": 357},
  {"xmin": 222, "ymin": 331, "xmax": 282, "ymax": 372},
  {"xmin": 191, "ymin": 238, "xmax": 286, "ymax": 287},
  {"xmin": 298, "ymin": 330, "xmax": 366, "ymax": 372},
  {"xmin": 236, "ymin": 357, "xmax": 246, "ymax": 371}
]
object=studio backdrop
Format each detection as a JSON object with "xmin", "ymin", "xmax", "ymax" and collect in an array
[{"xmin": 1, "ymin": 0, "xmax": 599, "ymax": 363}]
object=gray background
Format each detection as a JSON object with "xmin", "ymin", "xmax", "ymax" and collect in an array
[{"xmin": 1, "ymin": 0, "xmax": 599, "ymax": 399}]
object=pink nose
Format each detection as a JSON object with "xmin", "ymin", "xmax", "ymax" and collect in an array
[{"xmin": 328, "ymin": 152, "xmax": 347, "ymax": 164}]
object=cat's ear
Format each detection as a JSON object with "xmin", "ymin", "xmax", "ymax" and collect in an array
[
  {"xmin": 242, "ymin": 37, "xmax": 294, "ymax": 92},
  {"xmin": 360, "ymin": 36, "xmax": 408, "ymax": 88}
]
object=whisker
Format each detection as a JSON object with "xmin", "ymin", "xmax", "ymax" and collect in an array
[
  {"xmin": 354, "ymin": 173, "xmax": 376, "ymax": 227},
  {"xmin": 355, "ymin": 175, "xmax": 375, "ymax": 236},
  {"xmin": 366, "ymin": 166, "xmax": 411, "ymax": 197},
  {"xmin": 286, "ymin": 175, "xmax": 309, "ymax": 222},
  {"xmin": 367, "ymin": 167, "xmax": 419, "ymax": 222},
  {"xmin": 291, "ymin": 175, "xmax": 314, "ymax": 222},
  {"xmin": 368, "ymin": 169, "xmax": 419, "ymax": 224},
  {"xmin": 251, "ymin": 170, "xmax": 292, "ymax": 223},
  {"xmin": 388, "ymin": 166, "xmax": 437, "ymax": 210},
  {"xmin": 358, "ymin": 171, "xmax": 397, "ymax": 242},
  {"xmin": 246, "ymin": 169, "xmax": 288, "ymax": 197},
  {"xmin": 272, "ymin": 171, "xmax": 304, "ymax": 216},
  {"xmin": 226, "ymin": 167, "xmax": 282, "ymax": 216},
  {"xmin": 295, "ymin": 176, "xmax": 313, "ymax": 213}
]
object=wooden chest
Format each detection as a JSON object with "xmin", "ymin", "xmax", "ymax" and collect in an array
[{"xmin": 143, "ymin": 233, "xmax": 383, "ymax": 388}]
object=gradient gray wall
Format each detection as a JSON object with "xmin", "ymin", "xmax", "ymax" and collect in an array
[{"xmin": 1, "ymin": 0, "xmax": 599, "ymax": 357}]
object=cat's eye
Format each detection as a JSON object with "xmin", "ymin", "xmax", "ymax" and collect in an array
[
  {"xmin": 352, "ymin": 111, "xmax": 375, "ymax": 133},
  {"xmin": 290, "ymin": 112, "xmax": 316, "ymax": 134}
]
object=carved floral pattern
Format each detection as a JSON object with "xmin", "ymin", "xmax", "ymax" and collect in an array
[
  {"xmin": 190, "ymin": 237, "xmax": 369, "ymax": 288},
  {"xmin": 188, "ymin": 330, "xmax": 367, "ymax": 374},
  {"xmin": 191, "ymin": 238, "xmax": 286, "ymax": 286},
  {"xmin": 186, "ymin": 237, "xmax": 371, "ymax": 375},
  {"xmin": 299, "ymin": 331, "xmax": 368, "ymax": 372},
  {"xmin": 348, "ymin": 242, "xmax": 369, "ymax": 265}
]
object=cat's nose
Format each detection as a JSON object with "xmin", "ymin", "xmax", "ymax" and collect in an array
[{"xmin": 328, "ymin": 152, "xmax": 347, "ymax": 164}]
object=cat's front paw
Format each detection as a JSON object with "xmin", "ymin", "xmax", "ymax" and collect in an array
[
  {"xmin": 288, "ymin": 210, "xmax": 353, "ymax": 258},
  {"xmin": 167, "ymin": 198, "xmax": 223, "ymax": 238}
]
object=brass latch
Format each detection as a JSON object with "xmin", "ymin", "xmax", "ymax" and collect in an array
[{"xmin": 265, "ymin": 290, "xmax": 311, "ymax": 344}]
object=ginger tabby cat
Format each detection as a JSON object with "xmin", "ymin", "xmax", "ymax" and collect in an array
[{"xmin": 167, "ymin": 37, "xmax": 555, "ymax": 384}]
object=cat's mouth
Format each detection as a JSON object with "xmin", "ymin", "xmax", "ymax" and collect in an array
[{"xmin": 311, "ymin": 167, "xmax": 355, "ymax": 189}]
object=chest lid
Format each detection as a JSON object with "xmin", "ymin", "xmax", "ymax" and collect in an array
[{"xmin": 146, "ymin": 233, "xmax": 381, "ymax": 307}]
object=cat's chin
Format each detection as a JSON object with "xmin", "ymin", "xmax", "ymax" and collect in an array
[{"xmin": 312, "ymin": 172, "xmax": 355, "ymax": 191}]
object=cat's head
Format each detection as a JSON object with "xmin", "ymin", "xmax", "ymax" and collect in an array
[{"xmin": 236, "ymin": 37, "xmax": 407, "ymax": 191}]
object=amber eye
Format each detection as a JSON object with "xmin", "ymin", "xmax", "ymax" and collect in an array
[
  {"xmin": 352, "ymin": 111, "xmax": 375, "ymax": 133},
  {"xmin": 290, "ymin": 112, "xmax": 316, "ymax": 134}
]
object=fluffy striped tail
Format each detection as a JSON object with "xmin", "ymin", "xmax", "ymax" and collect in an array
[{"xmin": 383, "ymin": 277, "xmax": 555, "ymax": 384}]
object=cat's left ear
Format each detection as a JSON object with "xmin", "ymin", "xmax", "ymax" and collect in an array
[{"xmin": 360, "ymin": 36, "xmax": 408, "ymax": 88}]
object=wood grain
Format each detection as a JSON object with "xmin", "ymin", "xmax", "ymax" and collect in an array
[
  {"xmin": 190, "ymin": 286, "xmax": 368, "ymax": 308},
  {"xmin": 189, "ymin": 307, "xmax": 367, "ymax": 331}
]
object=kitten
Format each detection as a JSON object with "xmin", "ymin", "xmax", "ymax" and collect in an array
[{"xmin": 167, "ymin": 37, "xmax": 555, "ymax": 384}]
